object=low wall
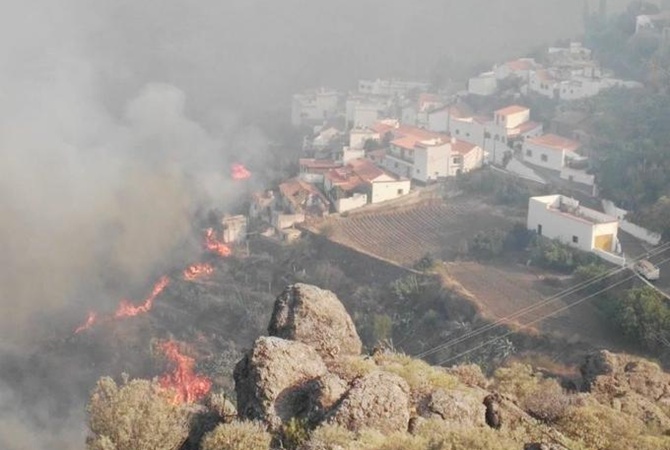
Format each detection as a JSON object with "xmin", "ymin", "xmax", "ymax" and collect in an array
[
  {"xmin": 560, "ymin": 167, "xmax": 595, "ymax": 186},
  {"xmin": 602, "ymin": 200, "xmax": 661, "ymax": 246},
  {"xmin": 336, "ymin": 194, "xmax": 368, "ymax": 213},
  {"xmin": 593, "ymin": 248, "xmax": 626, "ymax": 267}
]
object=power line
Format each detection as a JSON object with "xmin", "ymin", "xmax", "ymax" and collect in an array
[
  {"xmin": 414, "ymin": 242, "xmax": 670, "ymax": 360},
  {"xmin": 435, "ymin": 254, "xmax": 670, "ymax": 366}
]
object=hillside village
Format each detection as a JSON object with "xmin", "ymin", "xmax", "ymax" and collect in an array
[{"xmin": 231, "ymin": 34, "xmax": 668, "ymax": 274}]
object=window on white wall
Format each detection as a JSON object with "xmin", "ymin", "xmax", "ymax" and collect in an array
[
  {"xmin": 572, "ymin": 235, "xmax": 579, "ymax": 244},
  {"xmin": 541, "ymin": 154, "xmax": 548, "ymax": 162}
]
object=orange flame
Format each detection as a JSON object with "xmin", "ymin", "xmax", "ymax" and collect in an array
[
  {"xmin": 231, "ymin": 163, "xmax": 251, "ymax": 180},
  {"xmin": 74, "ymin": 311, "xmax": 98, "ymax": 334},
  {"xmin": 158, "ymin": 340, "xmax": 212, "ymax": 403},
  {"xmin": 204, "ymin": 228, "xmax": 231, "ymax": 257},
  {"xmin": 115, "ymin": 276, "xmax": 170, "ymax": 318},
  {"xmin": 183, "ymin": 263, "xmax": 215, "ymax": 281}
]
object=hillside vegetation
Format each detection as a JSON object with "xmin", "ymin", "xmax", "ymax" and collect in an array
[{"xmin": 86, "ymin": 284, "xmax": 670, "ymax": 450}]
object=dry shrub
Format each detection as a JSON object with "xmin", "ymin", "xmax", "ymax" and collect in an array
[
  {"xmin": 200, "ymin": 421, "xmax": 271, "ymax": 450},
  {"xmin": 522, "ymin": 382, "xmax": 571, "ymax": 424},
  {"xmin": 86, "ymin": 376, "xmax": 189, "ymax": 450},
  {"xmin": 556, "ymin": 397, "xmax": 670, "ymax": 450},
  {"xmin": 446, "ymin": 364, "xmax": 488, "ymax": 388},
  {"xmin": 373, "ymin": 352, "xmax": 457, "ymax": 395},
  {"xmin": 414, "ymin": 419, "xmax": 519, "ymax": 449}
]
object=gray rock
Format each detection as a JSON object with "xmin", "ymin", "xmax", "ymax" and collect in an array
[
  {"xmin": 268, "ymin": 284, "xmax": 362, "ymax": 359},
  {"xmin": 327, "ymin": 371, "xmax": 410, "ymax": 433},
  {"xmin": 234, "ymin": 336, "xmax": 327, "ymax": 430},
  {"xmin": 424, "ymin": 388, "xmax": 486, "ymax": 428}
]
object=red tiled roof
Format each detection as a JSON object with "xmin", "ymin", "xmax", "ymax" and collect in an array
[
  {"xmin": 495, "ymin": 104, "xmax": 529, "ymax": 116},
  {"xmin": 299, "ymin": 158, "xmax": 342, "ymax": 171},
  {"xmin": 451, "ymin": 140, "xmax": 478, "ymax": 156},
  {"xmin": 279, "ymin": 178, "xmax": 329, "ymax": 205},
  {"xmin": 516, "ymin": 121, "xmax": 543, "ymax": 134},
  {"xmin": 505, "ymin": 59, "xmax": 536, "ymax": 72},
  {"xmin": 526, "ymin": 133, "xmax": 580, "ymax": 152}
]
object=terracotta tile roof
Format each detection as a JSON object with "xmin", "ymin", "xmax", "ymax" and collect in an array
[
  {"xmin": 516, "ymin": 121, "xmax": 543, "ymax": 134},
  {"xmin": 279, "ymin": 178, "xmax": 329, "ymax": 207},
  {"xmin": 526, "ymin": 133, "xmax": 581, "ymax": 152},
  {"xmin": 299, "ymin": 158, "xmax": 342, "ymax": 171},
  {"xmin": 505, "ymin": 58, "xmax": 537, "ymax": 72},
  {"xmin": 495, "ymin": 104, "xmax": 529, "ymax": 116},
  {"xmin": 451, "ymin": 140, "xmax": 479, "ymax": 156},
  {"xmin": 325, "ymin": 158, "xmax": 400, "ymax": 191}
]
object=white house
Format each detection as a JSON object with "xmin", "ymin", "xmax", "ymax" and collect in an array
[
  {"xmin": 291, "ymin": 88, "xmax": 341, "ymax": 127},
  {"xmin": 323, "ymin": 158, "xmax": 410, "ymax": 212},
  {"xmin": 494, "ymin": 58, "xmax": 540, "ymax": 81},
  {"xmin": 358, "ymin": 78, "xmax": 430, "ymax": 97},
  {"xmin": 527, "ymin": 195, "xmax": 620, "ymax": 255},
  {"xmin": 371, "ymin": 122, "xmax": 484, "ymax": 183},
  {"xmin": 529, "ymin": 69, "xmax": 560, "ymax": 99},
  {"xmin": 485, "ymin": 105, "xmax": 542, "ymax": 165},
  {"xmin": 345, "ymin": 95, "xmax": 389, "ymax": 129},
  {"xmin": 468, "ymin": 71, "xmax": 498, "ymax": 96},
  {"xmin": 523, "ymin": 133, "xmax": 582, "ymax": 171}
]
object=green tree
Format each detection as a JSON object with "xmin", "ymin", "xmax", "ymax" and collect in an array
[
  {"xmin": 86, "ymin": 377, "xmax": 189, "ymax": 450},
  {"xmin": 614, "ymin": 286, "xmax": 670, "ymax": 350}
]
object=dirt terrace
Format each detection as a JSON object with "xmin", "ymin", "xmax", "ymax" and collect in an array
[{"xmin": 321, "ymin": 196, "xmax": 515, "ymax": 267}]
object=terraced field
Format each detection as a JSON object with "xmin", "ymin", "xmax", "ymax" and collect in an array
[{"xmin": 325, "ymin": 197, "xmax": 516, "ymax": 266}]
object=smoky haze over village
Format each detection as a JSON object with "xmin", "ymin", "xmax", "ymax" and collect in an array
[{"xmin": 0, "ymin": 0, "xmax": 666, "ymax": 449}]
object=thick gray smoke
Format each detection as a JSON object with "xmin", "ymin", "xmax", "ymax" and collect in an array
[{"xmin": 0, "ymin": 0, "xmax": 636, "ymax": 448}]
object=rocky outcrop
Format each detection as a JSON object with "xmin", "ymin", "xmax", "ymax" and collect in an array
[
  {"xmin": 327, "ymin": 371, "xmax": 410, "ymax": 433},
  {"xmin": 234, "ymin": 336, "xmax": 327, "ymax": 430},
  {"xmin": 268, "ymin": 284, "xmax": 362, "ymax": 359},
  {"xmin": 423, "ymin": 388, "xmax": 486, "ymax": 428},
  {"xmin": 581, "ymin": 350, "xmax": 670, "ymax": 432}
]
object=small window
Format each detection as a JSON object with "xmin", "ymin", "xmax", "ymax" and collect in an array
[
  {"xmin": 455, "ymin": 129, "xmax": 460, "ymax": 135},
  {"xmin": 572, "ymin": 235, "xmax": 579, "ymax": 244},
  {"xmin": 466, "ymin": 132, "xmax": 470, "ymax": 137},
  {"xmin": 537, "ymin": 224, "xmax": 543, "ymax": 235},
  {"xmin": 416, "ymin": 169, "xmax": 420, "ymax": 173},
  {"xmin": 394, "ymin": 162, "xmax": 399, "ymax": 168},
  {"xmin": 397, "ymin": 189, "xmax": 404, "ymax": 195},
  {"xmin": 526, "ymin": 149, "xmax": 532, "ymax": 157},
  {"xmin": 541, "ymin": 154, "xmax": 548, "ymax": 162}
]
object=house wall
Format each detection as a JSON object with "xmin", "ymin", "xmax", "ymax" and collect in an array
[
  {"xmin": 381, "ymin": 154, "xmax": 413, "ymax": 180},
  {"xmin": 591, "ymin": 221, "xmax": 619, "ymax": 252},
  {"xmin": 352, "ymin": 104, "xmax": 382, "ymax": 129},
  {"xmin": 560, "ymin": 167, "xmax": 595, "ymax": 186},
  {"xmin": 529, "ymin": 74, "xmax": 557, "ymax": 99},
  {"xmin": 370, "ymin": 179, "xmax": 411, "ymax": 203},
  {"xmin": 527, "ymin": 197, "xmax": 595, "ymax": 252},
  {"xmin": 496, "ymin": 109, "xmax": 530, "ymax": 129},
  {"xmin": 461, "ymin": 146, "xmax": 485, "ymax": 173},
  {"xmin": 427, "ymin": 108, "xmax": 449, "ymax": 132},
  {"xmin": 468, "ymin": 73, "xmax": 498, "ymax": 96},
  {"xmin": 602, "ymin": 199, "xmax": 662, "ymax": 245},
  {"xmin": 524, "ymin": 142, "xmax": 564, "ymax": 171},
  {"xmin": 414, "ymin": 144, "xmax": 451, "ymax": 182},
  {"xmin": 335, "ymin": 193, "xmax": 368, "ymax": 213},
  {"xmin": 451, "ymin": 118, "xmax": 486, "ymax": 148},
  {"xmin": 272, "ymin": 211, "xmax": 306, "ymax": 229},
  {"xmin": 349, "ymin": 129, "xmax": 379, "ymax": 149}
]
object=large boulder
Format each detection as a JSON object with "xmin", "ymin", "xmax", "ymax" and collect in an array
[
  {"xmin": 268, "ymin": 284, "xmax": 362, "ymax": 359},
  {"xmin": 327, "ymin": 371, "xmax": 410, "ymax": 433},
  {"xmin": 234, "ymin": 336, "xmax": 327, "ymax": 430},
  {"xmin": 423, "ymin": 388, "xmax": 487, "ymax": 428}
]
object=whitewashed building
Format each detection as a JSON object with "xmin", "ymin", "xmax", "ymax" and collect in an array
[
  {"xmin": 527, "ymin": 195, "xmax": 620, "ymax": 255},
  {"xmin": 323, "ymin": 158, "xmax": 410, "ymax": 212},
  {"xmin": 468, "ymin": 71, "xmax": 498, "ymax": 96},
  {"xmin": 291, "ymin": 88, "xmax": 341, "ymax": 127},
  {"xmin": 523, "ymin": 133, "xmax": 582, "ymax": 172}
]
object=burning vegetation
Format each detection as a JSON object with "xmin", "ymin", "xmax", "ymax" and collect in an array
[
  {"xmin": 231, "ymin": 163, "xmax": 251, "ymax": 181},
  {"xmin": 183, "ymin": 263, "xmax": 215, "ymax": 281},
  {"xmin": 204, "ymin": 228, "xmax": 232, "ymax": 257},
  {"xmin": 158, "ymin": 340, "xmax": 212, "ymax": 404}
]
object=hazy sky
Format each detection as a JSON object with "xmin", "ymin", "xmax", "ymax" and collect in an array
[{"xmin": 0, "ymin": 0, "xmax": 643, "ymax": 448}]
